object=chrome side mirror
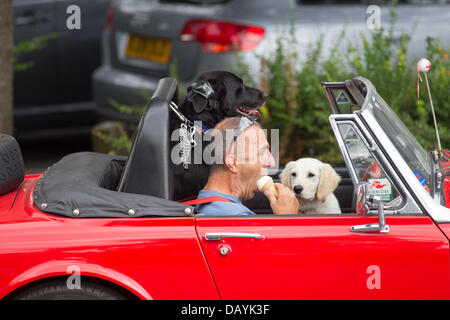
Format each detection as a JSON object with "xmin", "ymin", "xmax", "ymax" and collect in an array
[
  {"xmin": 350, "ymin": 182, "xmax": 389, "ymax": 234},
  {"xmin": 352, "ymin": 182, "xmax": 370, "ymax": 214}
]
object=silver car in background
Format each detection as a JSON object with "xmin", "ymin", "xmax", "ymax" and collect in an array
[{"xmin": 92, "ymin": 0, "xmax": 449, "ymax": 123}]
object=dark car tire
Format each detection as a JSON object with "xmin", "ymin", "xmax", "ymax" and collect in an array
[
  {"xmin": 0, "ymin": 134, "xmax": 24, "ymax": 196},
  {"xmin": 11, "ymin": 278, "xmax": 131, "ymax": 300}
]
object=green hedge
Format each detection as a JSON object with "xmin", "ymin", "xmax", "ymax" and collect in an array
[{"xmin": 234, "ymin": 7, "xmax": 449, "ymax": 166}]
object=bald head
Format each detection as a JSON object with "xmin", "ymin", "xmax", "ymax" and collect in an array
[
  {"xmin": 204, "ymin": 117, "xmax": 275, "ymax": 201},
  {"xmin": 208, "ymin": 117, "xmax": 261, "ymax": 173}
]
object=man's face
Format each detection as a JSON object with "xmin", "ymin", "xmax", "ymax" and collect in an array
[{"xmin": 234, "ymin": 126, "xmax": 275, "ymax": 201}]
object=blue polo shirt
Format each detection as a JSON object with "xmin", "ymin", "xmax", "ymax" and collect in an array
[{"xmin": 195, "ymin": 190, "xmax": 256, "ymax": 216}]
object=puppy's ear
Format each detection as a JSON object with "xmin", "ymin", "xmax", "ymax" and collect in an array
[
  {"xmin": 191, "ymin": 94, "xmax": 208, "ymax": 113},
  {"xmin": 316, "ymin": 163, "xmax": 341, "ymax": 200},
  {"xmin": 279, "ymin": 161, "xmax": 295, "ymax": 188}
]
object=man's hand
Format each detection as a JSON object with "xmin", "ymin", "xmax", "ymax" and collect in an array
[{"xmin": 264, "ymin": 183, "xmax": 299, "ymax": 215}]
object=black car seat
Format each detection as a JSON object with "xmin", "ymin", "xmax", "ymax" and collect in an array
[{"xmin": 117, "ymin": 77, "xmax": 178, "ymax": 200}]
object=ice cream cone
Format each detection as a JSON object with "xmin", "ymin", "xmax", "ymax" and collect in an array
[{"xmin": 257, "ymin": 176, "xmax": 279, "ymax": 199}]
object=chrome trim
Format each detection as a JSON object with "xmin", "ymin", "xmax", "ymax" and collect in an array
[
  {"xmin": 435, "ymin": 171, "xmax": 442, "ymax": 204},
  {"xmin": 353, "ymin": 112, "xmax": 420, "ymax": 214},
  {"xmin": 354, "ymin": 77, "xmax": 450, "ymax": 222},
  {"xmin": 330, "ymin": 114, "xmax": 421, "ymax": 214},
  {"xmin": 325, "ymin": 77, "xmax": 450, "ymax": 221},
  {"xmin": 361, "ymin": 108, "xmax": 450, "ymax": 222},
  {"xmin": 351, "ymin": 224, "xmax": 390, "ymax": 234},
  {"xmin": 219, "ymin": 246, "xmax": 229, "ymax": 256},
  {"xmin": 329, "ymin": 116, "xmax": 359, "ymax": 186},
  {"xmin": 351, "ymin": 195, "xmax": 390, "ymax": 234},
  {"xmin": 205, "ymin": 233, "xmax": 263, "ymax": 241}
]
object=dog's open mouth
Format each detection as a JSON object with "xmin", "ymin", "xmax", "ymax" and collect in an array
[{"xmin": 237, "ymin": 107, "xmax": 260, "ymax": 121}]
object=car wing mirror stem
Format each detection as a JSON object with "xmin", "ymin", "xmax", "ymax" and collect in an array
[{"xmin": 351, "ymin": 183, "xmax": 389, "ymax": 234}]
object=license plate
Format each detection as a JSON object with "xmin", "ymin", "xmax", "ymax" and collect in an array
[{"xmin": 125, "ymin": 35, "xmax": 171, "ymax": 64}]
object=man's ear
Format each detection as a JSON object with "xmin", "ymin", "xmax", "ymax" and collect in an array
[
  {"xmin": 224, "ymin": 154, "xmax": 238, "ymax": 173},
  {"xmin": 279, "ymin": 161, "xmax": 295, "ymax": 188},
  {"xmin": 191, "ymin": 94, "xmax": 207, "ymax": 113},
  {"xmin": 316, "ymin": 163, "xmax": 341, "ymax": 200}
]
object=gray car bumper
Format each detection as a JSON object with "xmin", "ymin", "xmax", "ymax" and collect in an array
[{"xmin": 92, "ymin": 66, "xmax": 160, "ymax": 123}]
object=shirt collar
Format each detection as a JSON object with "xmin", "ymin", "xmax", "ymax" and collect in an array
[{"xmin": 198, "ymin": 190, "xmax": 241, "ymax": 203}]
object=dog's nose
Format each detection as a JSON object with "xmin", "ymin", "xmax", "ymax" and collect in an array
[{"xmin": 293, "ymin": 185, "xmax": 303, "ymax": 194}]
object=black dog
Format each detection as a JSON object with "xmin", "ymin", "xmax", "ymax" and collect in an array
[{"xmin": 169, "ymin": 70, "xmax": 268, "ymax": 201}]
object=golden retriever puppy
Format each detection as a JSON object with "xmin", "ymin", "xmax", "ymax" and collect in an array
[{"xmin": 280, "ymin": 158, "xmax": 341, "ymax": 214}]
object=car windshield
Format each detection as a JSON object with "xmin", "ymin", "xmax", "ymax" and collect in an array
[{"xmin": 370, "ymin": 94, "xmax": 433, "ymax": 193}]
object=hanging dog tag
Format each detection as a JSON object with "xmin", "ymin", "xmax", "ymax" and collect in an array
[
  {"xmin": 190, "ymin": 125, "xmax": 197, "ymax": 147},
  {"xmin": 179, "ymin": 123, "xmax": 192, "ymax": 170}
]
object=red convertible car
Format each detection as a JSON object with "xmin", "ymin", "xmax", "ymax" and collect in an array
[{"xmin": 0, "ymin": 77, "xmax": 449, "ymax": 300}]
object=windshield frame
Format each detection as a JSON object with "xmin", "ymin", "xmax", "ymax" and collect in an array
[
  {"xmin": 369, "ymin": 94, "xmax": 434, "ymax": 195},
  {"xmin": 324, "ymin": 77, "xmax": 450, "ymax": 222},
  {"xmin": 353, "ymin": 77, "xmax": 450, "ymax": 222}
]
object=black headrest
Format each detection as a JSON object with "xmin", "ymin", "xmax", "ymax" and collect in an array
[
  {"xmin": 0, "ymin": 134, "xmax": 24, "ymax": 195},
  {"xmin": 117, "ymin": 78, "xmax": 178, "ymax": 199}
]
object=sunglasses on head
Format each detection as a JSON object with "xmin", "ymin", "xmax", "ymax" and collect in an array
[{"xmin": 226, "ymin": 116, "xmax": 255, "ymax": 155}]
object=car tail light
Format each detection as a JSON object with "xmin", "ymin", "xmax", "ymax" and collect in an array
[
  {"xmin": 179, "ymin": 19, "xmax": 265, "ymax": 53},
  {"xmin": 104, "ymin": 7, "xmax": 114, "ymax": 30}
]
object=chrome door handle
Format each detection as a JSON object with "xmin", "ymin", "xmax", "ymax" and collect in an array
[
  {"xmin": 350, "ymin": 195, "xmax": 389, "ymax": 234},
  {"xmin": 205, "ymin": 233, "xmax": 263, "ymax": 241},
  {"xmin": 350, "ymin": 223, "xmax": 389, "ymax": 234}
]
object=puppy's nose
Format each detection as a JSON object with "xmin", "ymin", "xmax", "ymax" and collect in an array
[
  {"xmin": 293, "ymin": 185, "xmax": 303, "ymax": 194},
  {"xmin": 261, "ymin": 92, "xmax": 268, "ymax": 100}
]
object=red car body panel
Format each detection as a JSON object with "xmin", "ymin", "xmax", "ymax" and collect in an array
[
  {"xmin": 2, "ymin": 174, "xmax": 450, "ymax": 299},
  {"xmin": 0, "ymin": 176, "xmax": 219, "ymax": 300},
  {"xmin": 196, "ymin": 215, "xmax": 450, "ymax": 299}
]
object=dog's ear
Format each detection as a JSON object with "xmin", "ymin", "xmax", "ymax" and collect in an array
[
  {"xmin": 191, "ymin": 94, "xmax": 208, "ymax": 113},
  {"xmin": 316, "ymin": 163, "xmax": 341, "ymax": 200},
  {"xmin": 189, "ymin": 80, "xmax": 215, "ymax": 113},
  {"xmin": 279, "ymin": 161, "xmax": 295, "ymax": 188},
  {"xmin": 208, "ymin": 79, "xmax": 224, "ymax": 95}
]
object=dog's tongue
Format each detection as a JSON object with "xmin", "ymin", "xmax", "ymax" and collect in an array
[
  {"xmin": 237, "ymin": 107, "xmax": 260, "ymax": 120},
  {"xmin": 247, "ymin": 109, "xmax": 260, "ymax": 117}
]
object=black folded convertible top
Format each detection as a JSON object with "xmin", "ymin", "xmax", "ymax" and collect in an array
[{"xmin": 33, "ymin": 152, "xmax": 191, "ymax": 218}]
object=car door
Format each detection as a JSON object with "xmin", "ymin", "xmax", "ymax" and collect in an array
[
  {"xmin": 196, "ymin": 214, "xmax": 450, "ymax": 299},
  {"xmin": 195, "ymin": 118, "xmax": 450, "ymax": 299}
]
